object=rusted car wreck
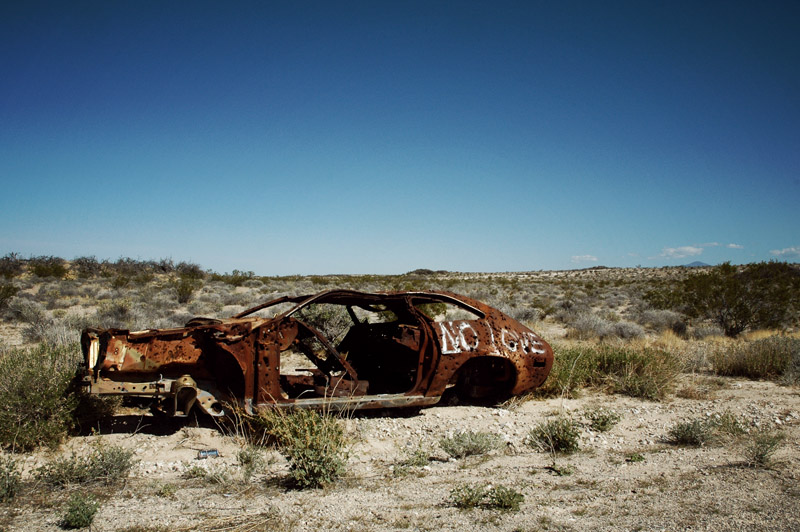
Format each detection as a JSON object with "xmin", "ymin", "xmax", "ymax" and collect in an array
[{"xmin": 80, "ymin": 290, "xmax": 553, "ymax": 417}]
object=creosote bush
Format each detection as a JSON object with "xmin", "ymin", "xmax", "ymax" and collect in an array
[
  {"xmin": 254, "ymin": 408, "xmax": 347, "ymax": 489},
  {"xmin": 439, "ymin": 430, "xmax": 501, "ymax": 459},
  {"xmin": 0, "ymin": 343, "xmax": 81, "ymax": 451}
]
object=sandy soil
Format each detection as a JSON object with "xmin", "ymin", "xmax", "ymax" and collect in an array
[{"xmin": 3, "ymin": 375, "xmax": 798, "ymax": 532}]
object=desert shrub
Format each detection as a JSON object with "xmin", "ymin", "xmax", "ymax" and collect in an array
[
  {"xmin": 210, "ymin": 270, "xmax": 254, "ymax": 287},
  {"xmin": 0, "ymin": 456, "xmax": 21, "ymax": 502},
  {"xmin": 392, "ymin": 444, "xmax": 431, "ymax": 476},
  {"xmin": 448, "ymin": 483, "xmax": 487, "ymax": 509},
  {"xmin": 743, "ymin": 430, "xmax": 785, "ymax": 467},
  {"xmin": 711, "ymin": 336, "xmax": 800, "ymax": 381},
  {"xmin": 647, "ymin": 262, "xmax": 800, "ymax": 337},
  {"xmin": 94, "ymin": 299, "xmax": 132, "ymax": 327},
  {"xmin": 527, "ymin": 417, "xmax": 580, "ymax": 455},
  {"xmin": 0, "ymin": 253, "xmax": 23, "ymax": 279},
  {"xmin": 439, "ymin": 430, "xmax": 501, "ymax": 459},
  {"xmin": 59, "ymin": 493, "xmax": 99, "ymax": 529},
  {"xmin": 175, "ymin": 261, "xmax": 205, "ymax": 280},
  {"xmin": 36, "ymin": 441, "xmax": 136, "ymax": 487},
  {"xmin": 0, "ymin": 343, "xmax": 81, "ymax": 451},
  {"xmin": 254, "ymin": 408, "xmax": 347, "ymax": 489},
  {"xmin": 0, "ymin": 283, "xmax": 18, "ymax": 311},
  {"xmin": 173, "ymin": 276, "xmax": 202, "ymax": 304},
  {"xmin": 585, "ymin": 408, "xmax": 621, "ymax": 432},
  {"xmin": 667, "ymin": 418, "xmax": 716, "ymax": 447},
  {"xmin": 534, "ymin": 343, "xmax": 679, "ymax": 400},
  {"xmin": 567, "ymin": 312, "xmax": 613, "ymax": 340},
  {"xmin": 634, "ymin": 308, "xmax": 686, "ymax": 334},
  {"xmin": 182, "ymin": 462, "xmax": 235, "ymax": 487},
  {"xmin": 28, "ymin": 255, "xmax": 68, "ymax": 279},
  {"xmin": 486, "ymin": 485, "xmax": 524, "ymax": 511},
  {"xmin": 448, "ymin": 483, "xmax": 523, "ymax": 511},
  {"xmin": 237, "ymin": 445, "xmax": 265, "ymax": 482},
  {"xmin": 72, "ymin": 256, "xmax": 102, "ymax": 278}
]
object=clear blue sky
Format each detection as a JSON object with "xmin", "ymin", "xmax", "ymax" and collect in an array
[{"xmin": 1, "ymin": 1, "xmax": 798, "ymax": 274}]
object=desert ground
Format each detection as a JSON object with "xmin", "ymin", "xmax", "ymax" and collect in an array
[{"xmin": 0, "ymin": 258, "xmax": 798, "ymax": 531}]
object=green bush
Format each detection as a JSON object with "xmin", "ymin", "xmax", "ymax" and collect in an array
[
  {"xmin": 255, "ymin": 408, "xmax": 347, "ymax": 489},
  {"xmin": 59, "ymin": 493, "xmax": 99, "ymax": 529},
  {"xmin": 527, "ymin": 417, "xmax": 580, "ymax": 455},
  {"xmin": 0, "ymin": 455, "xmax": 21, "ymax": 502},
  {"xmin": 0, "ymin": 344, "xmax": 81, "ymax": 451},
  {"xmin": 36, "ymin": 441, "xmax": 137, "ymax": 486},
  {"xmin": 439, "ymin": 430, "xmax": 501, "ymax": 459},
  {"xmin": 711, "ymin": 336, "xmax": 800, "ymax": 381}
]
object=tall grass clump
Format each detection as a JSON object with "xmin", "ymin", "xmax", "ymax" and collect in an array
[
  {"xmin": 534, "ymin": 343, "xmax": 680, "ymax": 400},
  {"xmin": 711, "ymin": 336, "xmax": 800, "ymax": 381},
  {"xmin": 0, "ymin": 343, "xmax": 81, "ymax": 451},
  {"xmin": 254, "ymin": 408, "xmax": 347, "ymax": 489}
]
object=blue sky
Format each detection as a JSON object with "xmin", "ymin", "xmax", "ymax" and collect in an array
[{"xmin": 1, "ymin": 1, "xmax": 798, "ymax": 275}]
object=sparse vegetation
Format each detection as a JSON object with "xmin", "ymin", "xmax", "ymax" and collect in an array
[
  {"xmin": 439, "ymin": 430, "xmax": 501, "ymax": 459},
  {"xmin": 36, "ymin": 441, "xmax": 137, "ymax": 486},
  {"xmin": 743, "ymin": 429, "xmax": 785, "ymax": 467},
  {"xmin": 59, "ymin": 493, "xmax": 99, "ymax": 529},
  {"xmin": 585, "ymin": 407, "xmax": 621, "ymax": 432},
  {"xmin": 0, "ymin": 456, "xmax": 21, "ymax": 502},
  {"xmin": 448, "ymin": 483, "xmax": 524, "ymax": 511},
  {"xmin": 667, "ymin": 418, "xmax": 717, "ymax": 447},
  {"xmin": 527, "ymin": 417, "xmax": 581, "ymax": 455}
]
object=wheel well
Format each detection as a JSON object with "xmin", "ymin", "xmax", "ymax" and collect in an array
[{"xmin": 454, "ymin": 357, "xmax": 516, "ymax": 403}]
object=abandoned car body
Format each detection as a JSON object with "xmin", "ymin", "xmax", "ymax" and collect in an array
[{"xmin": 80, "ymin": 290, "xmax": 553, "ymax": 416}]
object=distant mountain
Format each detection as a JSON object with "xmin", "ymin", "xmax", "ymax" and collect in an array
[{"xmin": 684, "ymin": 261, "xmax": 710, "ymax": 267}]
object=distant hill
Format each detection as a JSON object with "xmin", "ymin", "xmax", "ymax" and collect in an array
[{"xmin": 684, "ymin": 261, "xmax": 710, "ymax": 267}]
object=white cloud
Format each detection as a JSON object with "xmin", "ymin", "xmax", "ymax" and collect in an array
[
  {"xmin": 770, "ymin": 246, "xmax": 800, "ymax": 258},
  {"xmin": 660, "ymin": 246, "xmax": 704, "ymax": 259},
  {"xmin": 727, "ymin": 243, "xmax": 744, "ymax": 249},
  {"xmin": 571, "ymin": 255, "xmax": 598, "ymax": 263}
]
